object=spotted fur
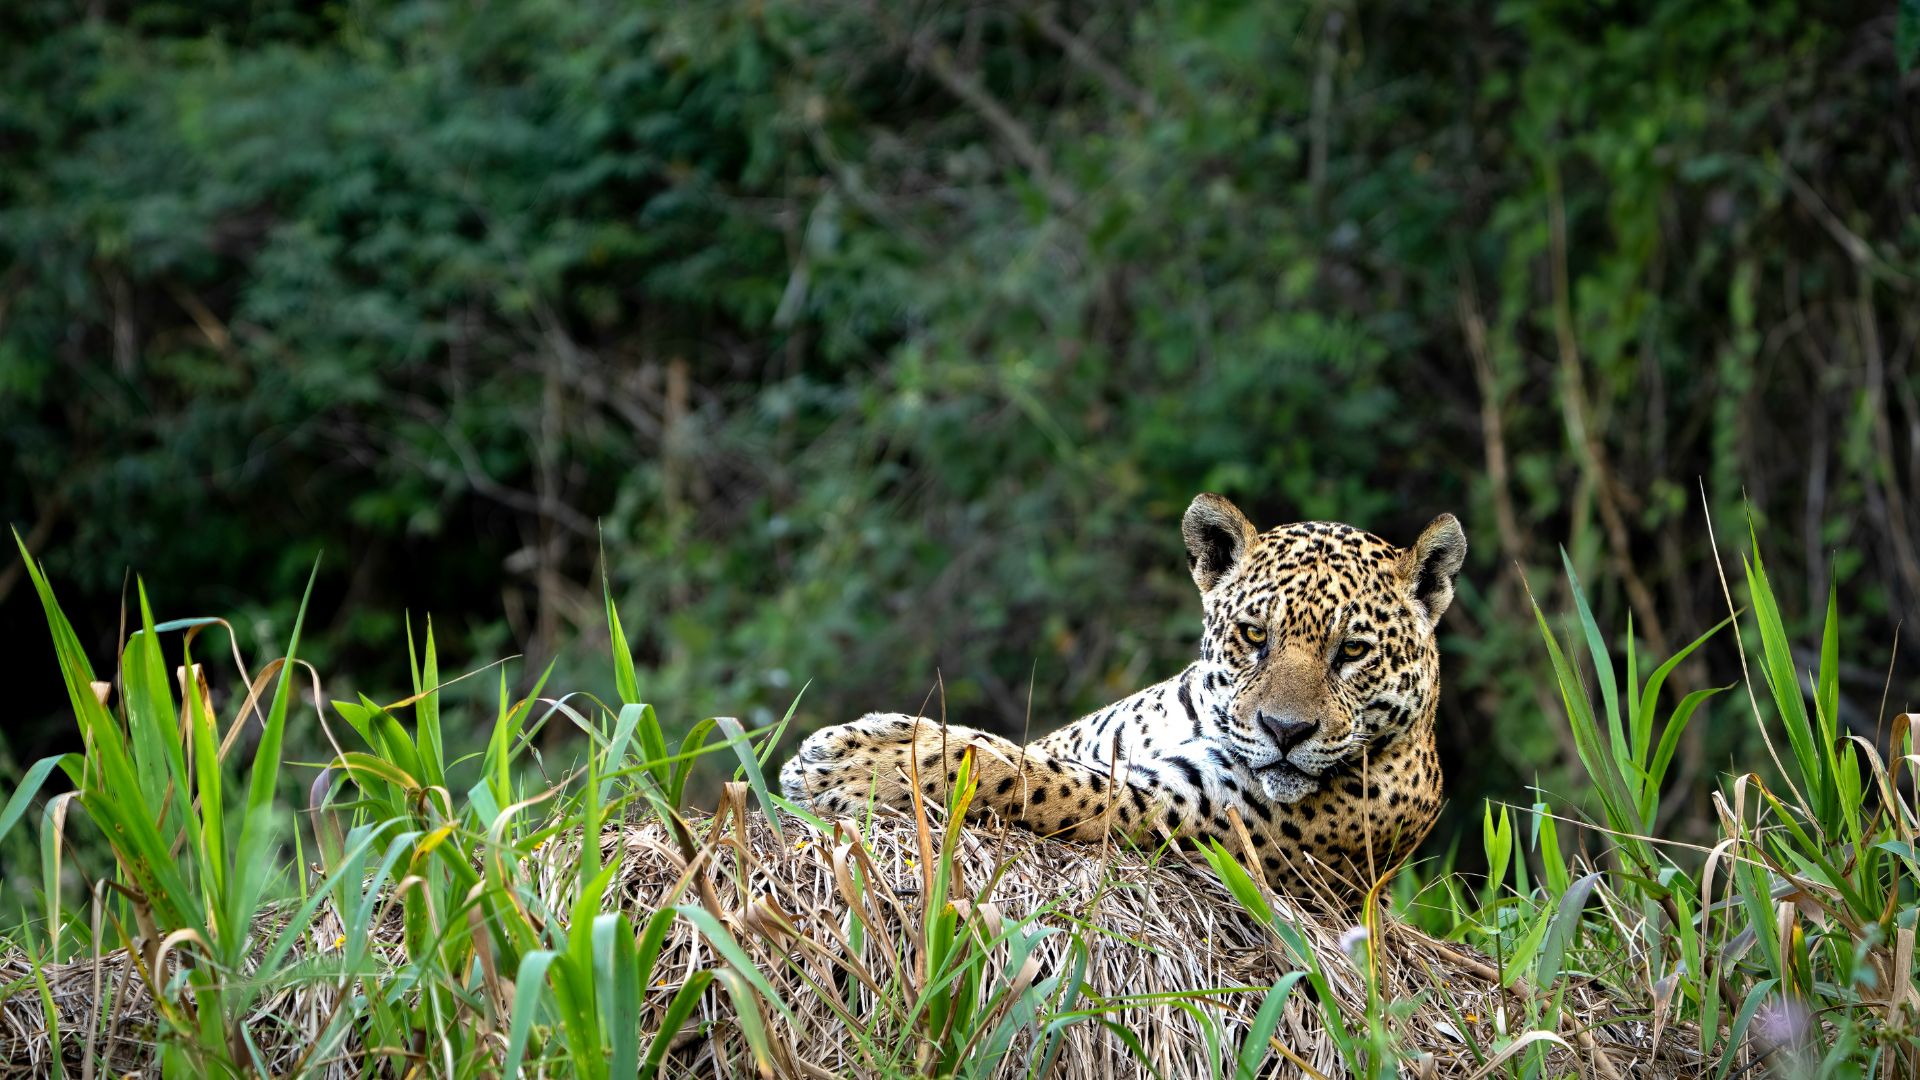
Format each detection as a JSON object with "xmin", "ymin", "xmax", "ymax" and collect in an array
[{"xmin": 779, "ymin": 493, "xmax": 1465, "ymax": 901}]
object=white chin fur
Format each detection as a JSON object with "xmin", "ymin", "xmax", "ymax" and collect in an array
[{"xmin": 1259, "ymin": 768, "xmax": 1319, "ymax": 804}]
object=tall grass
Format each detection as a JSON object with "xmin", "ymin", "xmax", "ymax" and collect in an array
[
  {"xmin": 1376, "ymin": 531, "xmax": 1918, "ymax": 1079},
  {"xmin": 3, "ymin": 537, "xmax": 1243, "ymax": 1077},
  {"xmin": 2, "ymin": 522, "xmax": 1916, "ymax": 1078}
]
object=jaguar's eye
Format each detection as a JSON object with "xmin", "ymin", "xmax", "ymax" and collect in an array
[
  {"xmin": 1240, "ymin": 624, "xmax": 1268, "ymax": 647},
  {"xmin": 1337, "ymin": 640, "xmax": 1372, "ymax": 663}
]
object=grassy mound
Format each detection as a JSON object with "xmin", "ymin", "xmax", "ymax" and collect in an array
[{"xmin": 2, "ymin": 797, "xmax": 1673, "ymax": 1078}]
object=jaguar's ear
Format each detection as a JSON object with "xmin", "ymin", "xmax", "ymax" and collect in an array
[
  {"xmin": 1183, "ymin": 493, "xmax": 1257, "ymax": 593},
  {"xmin": 1401, "ymin": 513, "xmax": 1467, "ymax": 625}
]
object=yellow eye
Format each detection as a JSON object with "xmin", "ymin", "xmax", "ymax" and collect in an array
[
  {"xmin": 1240, "ymin": 624, "xmax": 1268, "ymax": 647},
  {"xmin": 1339, "ymin": 640, "xmax": 1371, "ymax": 662}
]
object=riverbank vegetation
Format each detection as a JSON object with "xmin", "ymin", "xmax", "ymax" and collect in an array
[{"xmin": 2, "ymin": 524, "xmax": 1912, "ymax": 1076}]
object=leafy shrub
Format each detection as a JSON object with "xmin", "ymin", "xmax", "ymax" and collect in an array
[{"xmin": 4, "ymin": 2, "xmax": 1917, "ymax": 844}]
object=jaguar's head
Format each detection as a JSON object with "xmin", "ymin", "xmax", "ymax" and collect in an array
[{"xmin": 1182, "ymin": 493, "xmax": 1465, "ymax": 804}]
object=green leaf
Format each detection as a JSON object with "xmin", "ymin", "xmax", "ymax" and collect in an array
[
  {"xmin": 634, "ymin": 907, "xmax": 675, "ymax": 989},
  {"xmin": 601, "ymin": 702, "xmax": 653, "ymax": 803},
  {"xmin": 0, "ymin": 755, "xmax": 74, "ymax": 843},
  {"xmin": 1714, "ymin": 979, "xmax": 1780, "ymax": 1080},
  {"xmin": 1534, "ymin": 805, "xmax": 1570, "ymax": 897},
  {"xmin": 1743, "ymin": 543, "xmax": 1827, "ymax": 821},
  {"xmin": 605, "ymin": 567, "xmax": 641, "ymax": 706},
  {"xmin": 224, "ymin": 560, "xmax": 319, "ymax": 963},
  {"xmin": 712, "ymin": 966, "xmax": 776, "ymax": 1074},
  {"xmin": 1638, "ymin": 685, "xmax": 1726, "ymax": 824},
  {"xmin": 1531, "ymin": 595, "xmax": 1651, "ymax": 871},
  {"xmin": 592, "ymin": 914, "xmax": 640, "ymax": 1080},
  {"xmin": 184, "ymin": 637, "xmax": 226, "ymax": 905},
  {"xmin": 408, "ymin": 615, "xmax": 446, "ymax": 790},
  {"xmin": 329, "ymin": 751, "xmax": 423, "ymax": 796},
  {"xmin": 1199, "ymin": 840, "xmax": 1273, "ymax": 924},
  {"xmin": 1234, "ymin": 972, "xmax": 1308, "ymax": 1080},
  {"xmin": 1534, "ymin": 870, "xmax": 1603, "ymax": 987},
  {"xmin": 15, "ymin": 534, "xmax": 200, "ymax": 936},
  {"xmin": 504, "ymin": 949, "xmax": 562, "ymax": 1077},
  {"xmin": 1502, "ymin": 900, "xmax": 1554, "ymax": 988},
  {"xmin": 1560, "ymin": 550, "xmax": 1624, "ymax": 780},
  {"xmin": 642, "ymin": 970, "xmax": 715, "ymax": 1078},
  {"xmin": 670, "ymin": 717, "xmax": 719, "ymax": 808},
  {"xmin": 673, "ymin": 904, "xmax": 795, "ymax": 1023},
  {"xmin": 1634, "ymin": 614, "xmax": 1733, "ymax": 743},
  {"xmin": 124, "ymin": 581, "xmax": 186, "ymax": 832},
  {"xmin": 757, "ymin": 683, "xmax": 808, "ymax": 769},
  {"xmin": 1484, "ymin": 803, "xmax": 1513, "ymax": 895},
  {"xmin": 489, "ymin": 660, "xmax": 554, "ymax": 809},
  {"xmin": 714, "ymin": 717, "xmax": 783, "ymax": 847}
]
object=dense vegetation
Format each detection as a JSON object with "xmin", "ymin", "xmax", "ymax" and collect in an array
[
  {"xmin": 5, "ymin": 1, "xmax": 1919, "ymax": 1075},
  {"xmin": 5, "ymin": 1, "xmax": 1918, "ymax": 850}
]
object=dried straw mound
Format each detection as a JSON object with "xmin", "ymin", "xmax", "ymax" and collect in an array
[{"xmin": 1, "ymin": 797, "xmax": 1695, "ymax": 1078}]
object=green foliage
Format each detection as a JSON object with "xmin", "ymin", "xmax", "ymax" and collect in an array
[
  {"xmin": 4, "ymin": 1, "xmax": 1916, "ymax": 850},
  {"xmin": 1417, "ymin": 530, "xmax": 1917, "ymax": 1078},
  {"xmin": 1530, "ymin": 552, "xmax": 1730, "ymax": 879},
  {"xmin": 0, "ymin": 539, "xmax": 801, "ymax": 1074},
  {"xmin": 4, "ymin": 544, "xmax": 1242, "ymax": 1077},
  {"xmin": 2, "ymin": 4, "xmax": 1919, "ymax": 1066}
]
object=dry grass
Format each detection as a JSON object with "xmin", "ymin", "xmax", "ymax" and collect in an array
[{"xmin": 1, "ymin": 792, "xmax": 1694, "ymax": 1079}]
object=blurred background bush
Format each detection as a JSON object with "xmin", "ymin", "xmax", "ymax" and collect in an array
[{"xmin": 3, "ymin": 0, "xmax": 1916, "ymax": 850}]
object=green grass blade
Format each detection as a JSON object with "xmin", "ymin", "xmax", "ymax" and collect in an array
[
  {"xmin": 1502, "ymin": 899, "xmax": 1554, "ymax": 988},
  {"xmin": 1531, "ymin": 598, "xmax": 1648, "ymax": 860},
  {"xmin": 0, "ymin": 755, "xmax": 73, "ymax": 843},
  {"xmin": 504, "ymin": 949, "xmax": 561, "ymax": 1077},
  {"xmin": 642, "ymin": 970, "xmax": 715, "ymax": 1078},
  {"xmin": 15, "ymin": 539, "xmax": 200, "ymax": 935},
  {"xmin": 1484, "ymin": 803, "xmax": 1513, "ymax": 896},
  {"xmin": 1742, "ymin": 546, "xmax": 1826, "ymax": 819},
  {"xmin": 756, "ymin": 684, "xmax": 808, "ymax": 769},
  {"xmin": 28, "ymin": 946, "xmax": 63, "ymax": 1080},
  {"xmin": 1560, "ymin": 550, "xmax": 1625, "ymax": 779},
  {"xmin": 634, "ymin": 908, "xmax": 675, "ymax": 989},
  {"xmin": 1626, "ymin": 615, "xmax": 1646, "ymax": 767},
  {"xmin": 569, "ymin": 862, "xmax": 620, "ymax": 976},
  {"xmin": 711, "ymin": 966, "xmax": 776, "ymax": 1075},
  {"xmin": 124, "ymin": 580, "xmax": 186, "ymax": 831},
  {"xmin": 488, "ymin": 660, "xmax": 554, "ymax": 810},
  {"xmin": 714, "ymin": 716, "xmax": 783, "ymax": 846},
  {"xmin": 1233, "ymin": 972, "xmax": 1308, "ymax": 1080},
  {"xmin": 1535, "ymin": 805, "xmax": 1571, "ymax": 896},
  {"xmin": 673, "ymin": 904, "xmax": 795, "ymax": 1022},
  {"xmin": 1199, "ymin": 840, "xmax": 1272, "ymax": 922},
  {"xmin": 183, "ymin": 637, "xmax": 226, "ymax": 908},
  {"xmin": 12, "ymin": 533, "xmax": 107, "ymax": 735},
  {"xmin": 1817, "ymin": 583, "xmax": 1839, "ymax": 744},
  {"xmin": 1713, "ymin": 979, "xmax": 1779, "ymax": 1080},
  {"xmin": 592, "ymin": 913, "xmax": 640, "ymax": 1080},
  {"xmin": 1637, "ymin": 615, "xmax": 1733, "ymax": 726},
  {"xmin": 600, "ymin": 703, "xmax": 650, "ymax": 803},
  {"xmin": 1638, "ymin": 686, "xmax": 1726, "ymax": 824},
  {"xmin": 1534, "ymin": 871, "xmax": 1603, "ymax": 987},
  {"xmin": 605, "ymin": 570, "xmax": 641, "ymax": 706},
  {"xmin": 670, "ymin": 718, "xmax": 718, "ymax": 809},
  {"xmin": 409, "ymin": 615, "xmax": 446, "ymax": 791}
]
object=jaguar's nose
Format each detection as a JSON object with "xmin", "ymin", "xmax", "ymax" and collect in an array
[{"xmin": 1258, "ymin": 712, "xmax": 1317, "ymax": 754}]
